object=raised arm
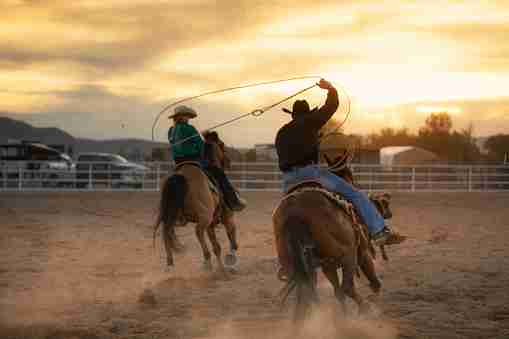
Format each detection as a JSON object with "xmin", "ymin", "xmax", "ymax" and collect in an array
[{"xmin": 303, "ymin": 79, "xmax": 339, "ymax": 129}]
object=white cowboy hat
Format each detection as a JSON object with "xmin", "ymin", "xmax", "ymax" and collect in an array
[{"xmin": 168, "ymin": 105, "xmax": 198, "ymax": 119}]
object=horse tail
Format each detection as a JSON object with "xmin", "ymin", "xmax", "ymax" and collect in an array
[
  {"xmin": 154, "ymin": 175, "xmax": 188, "ymax": 252},
  {"xmin": 280, "ymin": 216, "xmax": 319, "ymax": 320}
]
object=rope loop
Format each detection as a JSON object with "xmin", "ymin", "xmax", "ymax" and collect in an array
[{"xmin": 251, "ymin": 109, "xmax": 265, "ymax": 117}]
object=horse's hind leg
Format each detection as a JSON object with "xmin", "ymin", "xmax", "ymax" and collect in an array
[
  {"xmin": 342, "ymin": 254, "xmax": 370, "ymax": 315},
  {"xmin": 170, "ymin": 226, "xmax": 185, "ymax": 253},
  {"xmin": 322, "ymin": 262, "xmax": 347, "ymax": 314},
  {"xmin": 196, "ymin": 221, "xmax": 213, "ymax": 271},
  {"xmin": 207, "ymin": 224, "xmax": 225, "ymax": 271}
]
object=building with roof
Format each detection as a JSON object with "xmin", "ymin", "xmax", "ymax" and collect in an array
[{"xmin": 380, "ymin": 146, "xmax": 438, "ymax": 166}]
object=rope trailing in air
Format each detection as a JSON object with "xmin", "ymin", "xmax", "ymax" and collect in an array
[
  {"xmin": 151, "ymin": 75, "xmax": 351, "ymax": 149},
  {"xmin": 164, "ymin": 83, "xmax": 318, "ymax": 149},
  {"xmin": 151, "ymin": 76, "xmax": 322, "ymax": 143}
]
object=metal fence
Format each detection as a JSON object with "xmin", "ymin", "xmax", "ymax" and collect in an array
[{"xmin": 1, "ymin": 161, "xmax": 509, "ymax": 192}]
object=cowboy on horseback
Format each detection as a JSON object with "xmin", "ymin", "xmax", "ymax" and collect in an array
[
  {"xmin": 168, "ymin": 105, "xmax": 246, "ymax": 211},
  {"xmin": 275, "ymin": 78, "xmax": 406, "ymax": 278}
]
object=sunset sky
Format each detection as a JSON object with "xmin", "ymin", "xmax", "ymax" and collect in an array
[{"xmin": 1, "ymin": 0, "xmax": 509, "ymax": 147}]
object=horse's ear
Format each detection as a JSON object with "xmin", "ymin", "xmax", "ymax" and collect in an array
[{"xmin": 383, "ymin": 192, "xmax": 392, "ymax": 201}]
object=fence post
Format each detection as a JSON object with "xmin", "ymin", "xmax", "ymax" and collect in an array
[
  {"xmin": 88, "ymin": 164, "xmax": 92, "ymax": 190},
  {"xmin": 18, "ymin": 166, "xmax": 22, "ymax": 190},
  {"xmin": 2, "ymin": 165, "xmax": 5, "ymax": 188},
  {"xmin": 468, "ymin": 166, "xmax": 472, "ymax": 192},
  {"xmin": 242, "ymin": 161, "xmax": 246, "ymax": 191},
  {"xmin": 368, "ymin": 167, "xmax": 373, "ymax": 193},
  {"xmin": 156, "ymin": 163, "xmax": 160, "ymax": 191},
  {"xmin": 108, "ymin": 163, "xmax": 112, "ymax": 190},
  {"xmin": 141, "ymin": 162, "xmax": 145, "ymax": 191},
  {"xmin": 412, "ymin": 167, "xmax": 415, "ymax": 192}
]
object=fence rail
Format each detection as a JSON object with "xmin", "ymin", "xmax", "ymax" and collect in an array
[{"xmin": 1, "ymin": 161, "xmax": 508, "ymax": 192}]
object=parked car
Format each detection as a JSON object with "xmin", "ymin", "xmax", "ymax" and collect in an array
[
  {"xmin": 75, "ymin": 153, "xmax": 148, "ymax": 189},
  {"xmin": 0, "ymin": 142, "xmax": 74, "ymax": 188}
]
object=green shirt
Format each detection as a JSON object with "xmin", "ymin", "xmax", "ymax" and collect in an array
[{"xmin": 168, "ymin": 122, "xmax": 204, "ymax": 160}]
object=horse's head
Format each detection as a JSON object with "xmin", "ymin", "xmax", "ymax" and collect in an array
[
  {"xmin": 319, "ymin": 132, "xmax": 355, "ymax": 183},
  {"xmin": 321, "ymin": 150, "xmax": 354, "ymax": 184},
  {"xmin": 368, "ymin": 192, "xmax": 393, "ymax": 219}
]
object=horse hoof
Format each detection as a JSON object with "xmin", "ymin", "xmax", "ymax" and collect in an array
[{"xmin": 224, "ymin": 253, "xmax": 237, "ymax": 267}]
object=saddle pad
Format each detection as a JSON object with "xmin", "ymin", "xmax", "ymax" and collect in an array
[{"xmin": 272, "ymin": 186, "xmax": 355, "ymax": 220}]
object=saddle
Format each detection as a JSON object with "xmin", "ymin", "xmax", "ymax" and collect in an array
[
  {"xmin": 280, "ymin": 180, "xmax": 360, "ymax": 224},
  {"xmin": 175, "ymin": 161, "xmax": 220, "ymax": 195}
]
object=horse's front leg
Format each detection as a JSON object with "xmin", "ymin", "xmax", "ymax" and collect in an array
[
  {"xmin": 207, "ymin": 224, "xmax": 224, "ymax": 271},
  {"xmin": 170, "ymin": 226, "xmax": 185, "ymax": 253},
  {"xmin": 195, "ymin": 221, "xmax": 213, "ymax": 271}
]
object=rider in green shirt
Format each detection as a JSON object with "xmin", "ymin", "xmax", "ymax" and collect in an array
[{"xmin": 168, "ymin": 105, "xmax": 204, "ymax": 163}]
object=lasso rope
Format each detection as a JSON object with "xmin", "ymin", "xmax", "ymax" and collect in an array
[
  {"xmin": 151, "ymin": 76, "xmax": 322, "ymax": 142},
  {"xmin": 151, "ymin": 75, "xmax": 352, "ymax": 149}
]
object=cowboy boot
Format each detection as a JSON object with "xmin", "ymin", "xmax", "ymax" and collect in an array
[{"xmin": 372, "ymin": 224, "xmax": 407, "ymax": 246}]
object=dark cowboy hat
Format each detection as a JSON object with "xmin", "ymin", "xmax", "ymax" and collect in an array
[
  {"xmin": 282, "ymin": 99, "xmax": 317, "ymax": 116},
  {"xmin": 168, "ymin": 105, "xmax": 198, "ymax": 119}
]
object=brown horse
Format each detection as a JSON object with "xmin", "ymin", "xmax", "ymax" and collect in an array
[
  {"xmin": 273, "ymin": 188, "xmax": 381, "ymax": 320},
  {"xmin": 155, "ymin": 162, "xmax": 239, "ymax": 271}
]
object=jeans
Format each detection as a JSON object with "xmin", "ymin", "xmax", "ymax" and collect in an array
[{"xmin": 281, "ymin": 164, "xmax": 384, "ymax": 235}]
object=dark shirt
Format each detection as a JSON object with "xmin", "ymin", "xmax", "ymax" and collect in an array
[{"xmin": 275, "ymin": 88, "xmax": 339, "ymax": 172}]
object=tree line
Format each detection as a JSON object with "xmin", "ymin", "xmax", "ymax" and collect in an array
[{"xmin": 324, "ymin": 112, "xmax": 508, "ymax": 164}]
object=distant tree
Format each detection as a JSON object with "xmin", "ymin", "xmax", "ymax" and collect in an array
[
  {"xmin": 448, "ymin": 126, "xmax": 481, "ymax": 162},
  {"xmin": 365, "ymin": 127, "xmax": 417, "ymax": 149},
  {"xmin": 419, "ymin": 112, "xmax": 452, "ymax": 135},
  {"xmin": 485, "ymin": 134, "xmax": 509, "ymax": 161},
  {"xmin": 417, "ymin": 114, "xmax": 481, "ymax": 162}
]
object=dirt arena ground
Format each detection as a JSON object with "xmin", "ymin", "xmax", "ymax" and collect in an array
[{"xmin": 1, "ymin": 191, "xmax": 508, "ymax": 339}]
